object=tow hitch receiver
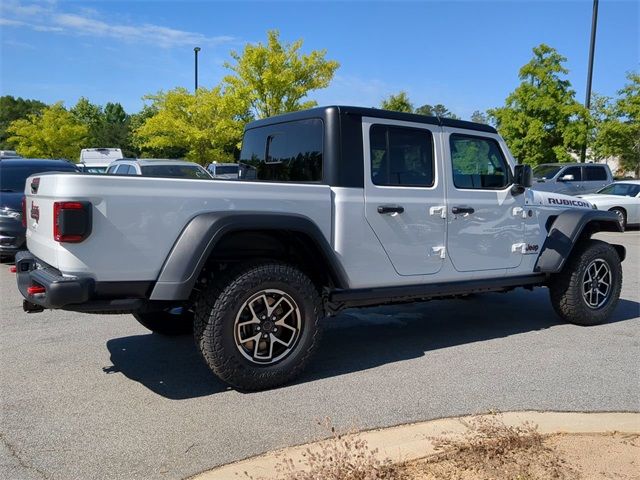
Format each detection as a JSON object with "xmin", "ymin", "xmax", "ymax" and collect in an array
[{"xmin": 23, "ymin": 299, "xmax": 45, "ymax": 313}]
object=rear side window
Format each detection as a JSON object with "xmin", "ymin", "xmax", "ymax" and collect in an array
[
  {"xmin": 585, "ymin": 166, "xmax": 607, "ymax": 181},
  {"xmin": 561, "ymin": 166, "xmax": 582, "ymax": 181},
  {"xmin": 106, "ymin": 165, "xmax": 118, "ymax": 174},
  {"xmin": 369, "ymin": 125, "xmax": 434, "ymax": 187},
  {"xmin": 450, "ymin": 134, "xmax": 510, "ymax": 189},
  {"xmin": 239, "ymin": 119, "xmax": 323, "ymax": 182}
]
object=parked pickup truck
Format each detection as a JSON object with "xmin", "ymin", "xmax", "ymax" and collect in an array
[{"xmin": 14, "ymin": 106, "xmax": 625, "ymax": 391}]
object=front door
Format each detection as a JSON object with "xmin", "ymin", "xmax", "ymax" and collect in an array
[
  {"xmin": 363, "ymin": 118, "xmax": 446, "ymax": 276},
  {"xmin": 444, "ymin": 128, "xmax": 525, "ymax": 272}
]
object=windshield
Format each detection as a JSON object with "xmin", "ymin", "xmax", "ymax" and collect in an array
[
  {"xmin": 213, "ymin": 165, "xmax": 239, "ymax": 175},
  {"xmin": 140, "ymin": 164, "xmax": 211, "ymax": 179},
  {"xmin": 597, "ymin": 183, "xmax": 640, "ymax": 197},
  {"xmin": 81, "ymin": 166, "xmax": 108, "ymax": 174},
  {"xmin": 533, "ymin": 165, "xmax": 562, "ymax": 179},
  {"xmin": 0, "ymin": 164, "xmax": 77, "ymax": 191}
]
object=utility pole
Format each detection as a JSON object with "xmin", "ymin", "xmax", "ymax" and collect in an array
[
  {"xmin": 580, "ymin": 0, "xmax": 599, "ymax": 162},
  {"xmin": 194, "ymin": 47, "xmax": 201, "ymax": 92}
]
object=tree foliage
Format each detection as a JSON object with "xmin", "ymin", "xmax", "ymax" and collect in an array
[
  {"xmin": 471, "ymin": 110, "xmax": 489, "ymax": 124},
  {"xmin": 415, "ymin": 103, "xmax": 460, "ymax": 119},
  {"xmin": 7, "ymin": 103, "xmax": 88, "ymax": 159},
  {"xmin": 223, "ymin": 30, "xmax": 339, "ymax": 119},
  {"xmin": 134, "ymin": 87, "xmax": 246, "ymax": 164},
  {"xmin": 591, "ymin": 73, "xmax": 639, "ymax": 176},
  {"xmin": 0, "ymin": 96, "xmax": 47, "ymax": 149},
  {"xmin": 488, "ymin": 44, "xmax": 588, "ymax": 165},
  {"xmin": 380, "ymin": 91, "xmax": 414, "ymax": 113}
]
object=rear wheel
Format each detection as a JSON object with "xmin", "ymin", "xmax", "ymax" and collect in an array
[
  {"xmin": 133, "ymin": 308, "xmax": 194, "ymax": 336},
  {"xmin": 549, "ymin": 239, "xmax": 622, "ymax": 326},
  {"xmin": 609, "ymin": 207, "xmax": 627, "ymax": 230},
  {"xmin": 194, "ymin": 262, "xmax": 322, "ymax": 391}
]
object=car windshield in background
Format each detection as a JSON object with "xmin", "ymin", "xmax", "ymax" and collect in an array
[
  {"xmin": 81, "ymin": 166, "xmax": 108, "ymax": 174},
  {"xmin": 214, "ymin": 165, "xmax": 239, "ymax": 175},
  {"xmin": 140, "ymin": 165, "xmax": 211, "ymax": 179},
  {"xmin": 533, "ymin": 165, "xmax": 562, "ymax": 179},
  {"xmin": 0, "ymin": 165, "xmax": 76, "ymax": 191},
  {"xmin": 597, "ymin": 183, "xmax": 640, "ymax": 197}
]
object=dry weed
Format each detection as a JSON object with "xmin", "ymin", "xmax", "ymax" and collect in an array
[{"xmin": 245, "ymin": 418, "xmax": 403, "ymax": 480}]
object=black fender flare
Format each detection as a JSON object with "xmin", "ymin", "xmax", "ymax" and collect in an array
[
  {"xmin": 149, "ymin": 212, "xmax": 349, "ymax": 300},
  {"xmin": 534, "ymin": 209, "xmax": 625, "ymax": 273}
]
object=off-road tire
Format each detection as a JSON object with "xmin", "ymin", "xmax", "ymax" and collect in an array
[
  {"xmin": 609, "ymin": 207, "xmax": 627, "ymax": 230},
  {"xmin": 549, "ymin": 239, "xmax": 622, "ymax": 326},
  {"xmin": 133, "ymin": 310, "xmax": 194, "ymax": 336},
  {"xmin": 194, "ymin": 262, "xmax": 323, "ymax": 391}
]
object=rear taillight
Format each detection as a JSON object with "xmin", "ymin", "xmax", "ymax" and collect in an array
[
  {"xmin": 53, "ymin": 201, "xmax": 92, "ymax": 243},
  {"xmin": 21, "ymin": 196, "xmax": 26, "ymax": 227}
]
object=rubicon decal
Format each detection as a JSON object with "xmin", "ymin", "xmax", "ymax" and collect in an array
[{"xmin": 548, "ymin": 198, "xmax": 590, "ymax": 208}]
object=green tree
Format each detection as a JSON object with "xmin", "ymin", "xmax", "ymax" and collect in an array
[
  {"xmin": 488, "ymin": 44, "xmax": 588, "ymax": 165},
  {"xmin": 592, "ymin": 73, "xmax": 640, "ymax": 176},
  {"xmin": 470, "ymin": 110, "xmax": 489, "ymax": 124},
  {"xmin": 134, "ymin": 87, "xmax": 246, "ymax": 164},
  {"xmin": 7, "ymin": 103, "xmax": 88, "ymax": 159},
  {"xmin": 415, "ymin": 103, "xmax": 460, "ymax": 119},
  {"xmin": 223, "ymin": 30, "xmax": 339, "ymax": 119},
  {"xmin": 381, "ymin": 91, "xmax": 414, "ymax": 113},
  {"xmin": 0, "ymin": 96, "xmax": 47, "ymax": 149}
]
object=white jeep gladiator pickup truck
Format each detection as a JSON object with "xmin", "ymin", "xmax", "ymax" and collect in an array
[{"xmin": 14, "ymin": 106, "xmax": 625, "ymax": 391}]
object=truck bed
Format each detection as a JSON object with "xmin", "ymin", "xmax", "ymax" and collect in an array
[{"xmin": 25, "ymin": 174, "xmax": 332, "ymax": 282}]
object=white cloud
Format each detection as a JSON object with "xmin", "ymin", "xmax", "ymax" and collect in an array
[{"xmin": 0, "ymin": 1, "xmax": 235, "ymax": 48}]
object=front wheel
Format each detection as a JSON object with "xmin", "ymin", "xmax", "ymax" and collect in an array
[
  {"xmin": 194, "ymin": 262, "xmax": 323, "ymax": 391},
  {"xmin": 549, "ymin": 239, "xmax": 622, "ymax": 326},
  {"xmin": 609, "ymin": 208, "xmax": 627, "ymax": 230}
]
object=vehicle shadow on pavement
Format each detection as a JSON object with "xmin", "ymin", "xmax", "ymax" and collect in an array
[
  {"xmin": 103, "ymin": 334, "xmax": 230, "ymax": 399},
  {"xmin": 104, "ymin": 289, "xmax": 639, "ymax": 399}
]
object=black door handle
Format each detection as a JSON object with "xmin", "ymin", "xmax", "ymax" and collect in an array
[
  {"xmin": 377, "ymin": 205, "xmax": 404, "ymax": 214},
  {"xmin": 452, "ymin": 206, "xmax": 475, "ymax": 215}
]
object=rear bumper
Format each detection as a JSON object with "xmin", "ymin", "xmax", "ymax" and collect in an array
[
  {"xmin": 15, "ymin": 251, "xmax": 161, "ymax": 313},
  {"xmin": 16, "ymin": 251, "xmax": 93, "ymax": 308}
]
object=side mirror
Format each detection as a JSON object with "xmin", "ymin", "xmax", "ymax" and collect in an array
[
  {"xmin": 511, "ymin": 164, "xmax": 532, "ymax": 195},
  {"xmin": 558, "ymin": 174, "xmax": 574, "ymax": 182}
]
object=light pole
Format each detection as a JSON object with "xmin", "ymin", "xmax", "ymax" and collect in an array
[
  {"xmin": 580, "ymin": 0, "xmax": 599, "ymax": 163},
  {"xmin": 193, "ymin": 46, "xmax": 201, "ymax": 92}
]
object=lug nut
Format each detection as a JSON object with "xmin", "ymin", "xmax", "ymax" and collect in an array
[
  {"xmin": 273, "ymin": 327, "xmax": 278, "ymax": 332},
  {"xmin": 256, "ymin": 326, "xmax": 261, "ymax": 331},
  {"xmin": 263, "ymin": 334, "xmax": 268, "ymax": 338}
]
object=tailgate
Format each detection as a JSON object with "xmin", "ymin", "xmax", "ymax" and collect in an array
[{"xmin": 24, "ymin": 173, "xmax": 91, "ymax": 271}]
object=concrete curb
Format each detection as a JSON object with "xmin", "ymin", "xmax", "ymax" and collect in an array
[{"xmin": 190, "ymin": 411, "xmax": 640, "ymax": 480}]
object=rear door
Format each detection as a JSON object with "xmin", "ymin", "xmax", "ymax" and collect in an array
[
  {"xmin": 363, "ymin": 117, "xmax": 446, "ymax": 276},
  {"xmin": 582, "ymin": 165, "xmax": 610, "ymax": 193}
]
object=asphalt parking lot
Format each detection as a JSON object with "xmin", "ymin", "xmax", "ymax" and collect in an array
[{"xmin": 1, "ymin": 231, "xmax": 639, "ymax": 480}]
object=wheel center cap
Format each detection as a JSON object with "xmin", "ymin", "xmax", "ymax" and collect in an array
[{"xmin": 262, "ymin": 320, "xmax": 274, "ymax": 332}]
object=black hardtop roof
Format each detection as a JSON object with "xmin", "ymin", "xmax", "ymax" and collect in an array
[
  {"xmin": 245, "ymin": 105, "xmax": 497, "ymax": 134},
  {"xmin": 0, "ymin": 158, "xmax": 76, "ymax": 167}
]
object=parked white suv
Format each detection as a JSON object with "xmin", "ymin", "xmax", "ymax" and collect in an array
[
  {"xmin": 14, "ymin": 106, "xmax": 625, "ymax": 391},
  {"xmin": 105, "ymin": 158, "xmax": 212, "ymax": 179}
]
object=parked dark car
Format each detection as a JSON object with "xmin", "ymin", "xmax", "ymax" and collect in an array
[{"xmin": 0, "ymin": 158, "xmax": 78, "ymax": 258}]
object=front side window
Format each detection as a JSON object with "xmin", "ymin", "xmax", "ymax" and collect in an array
[
  {"xmin": 585, "ymin": 166, "xmax": 607, "ymax": 181},
  {"xmin": 239, "ymin": 119, "xmax": 323, "ymax": 182},
  {"xmin": 561, "ymin": 166, "xmax": 582, "ymax": 181},
  {"xmin": 450, "ymin": 134, "xmax": 510, "ymax": 189},
  {"xmin": 369, "ymin": 125, "xmax": 434, "ymax": 187}
]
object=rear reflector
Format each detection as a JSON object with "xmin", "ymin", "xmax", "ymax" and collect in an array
[
  {"xmin": 27, "ymin": 285, "xmax": 46, "ymax": 295},
  {"xmin": 53, "ymin": 201, "xmax": 92, "ymax": 243},
  {"xmin": 9, "ymin": 266, "xmax": 17, "ymax": 273}
]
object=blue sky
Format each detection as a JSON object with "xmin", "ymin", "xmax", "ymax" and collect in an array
[{"xmin": 0, "ymin": 0, "xmax": 638, "ymax": 120}]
